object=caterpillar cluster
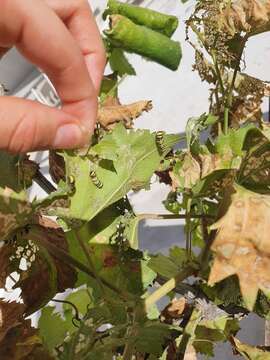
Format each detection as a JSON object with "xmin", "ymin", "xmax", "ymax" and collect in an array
[
  {"xmin": 156, "ymin": 131, "xmax": 166, "ymax": 154},
  {"xmin": 90, "ymin": 171, "xmax": 103, "ymax": 189}
]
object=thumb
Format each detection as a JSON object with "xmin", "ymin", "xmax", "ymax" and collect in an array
[{"xmin": 0, "ymin": 96, "xmax": 90, "ymax": 153}]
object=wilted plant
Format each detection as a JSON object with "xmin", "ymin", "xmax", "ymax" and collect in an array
[{"xmin": 1, "ymin": 0, "xmax": 270, "ymax": 359}]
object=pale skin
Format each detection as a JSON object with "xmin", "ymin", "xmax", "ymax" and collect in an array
[{"xmin": 0, "ymin": 0, "xmax": 106, "ymax": 153}]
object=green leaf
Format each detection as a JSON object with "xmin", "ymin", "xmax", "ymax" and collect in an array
[
  {"xmin": 59, "ymin": 302, "xmax": 128, "ymax": 359},
  {"xmin": 148, "ymin": 254, "xmax": 179, "ymax": 278},
  {"xmin": 64, "ymin": 289, "xmax": 92, "ymax": 316},
  {"xmin": 148, "ymin": 247, "xmax": 191, "ymax": 278},
  {"xmin": 103, "ymin": 0, "xmax": 179, "ymax": 37},
  {"xmin": 215, "ymin": 124, "xmax": 260, "ymax": 157},
  {"xmin": 99, "ymin": 73, "xmax": 118, "ymax": 103},
  {"xmin": 39, "ymin": 306, "xmax": 75, "ymax": 352},
  {"xmin": 186, "ymin": 113, "xmax": 218, "ymax": 155},
  {"xmin": 105, "ymin": 15, "xmax": 182, "ymax": 71},
  {"xmin": 109, "ymin": 48, "xmax": 136, "ymax": 76},
  {"xmin": 0, "ymin": 152, "xmax": 22, "ymax": 191},
  {"xmin": 134, "ymin": 322, "xmax": 175, "ymax": 356},
  {"xmin": 56, "ymin": 125, "xmax": 180, "ymax": 223}
]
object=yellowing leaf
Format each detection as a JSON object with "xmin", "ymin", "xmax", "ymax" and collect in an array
[
  {"xmin": 209, "ymin": 185, "xmax": 270, "ymax": 310},
  {"xmin": 97, "ymin": 100, "xmax": 153, "ymax": 129},
  {"xmin": 232, "ymin": 337, "xmax": 270, "ymax": 359},
  {"xmin": 200, "ymin": 152, "xmax": 240, "ymax": 178},
  {"xmin": 170, "ymin": 153, "xmax": 200, "ymax": 191},
  {"xmin": 184, "ymin": 344, "xmax": 197, "ymax": 360}
]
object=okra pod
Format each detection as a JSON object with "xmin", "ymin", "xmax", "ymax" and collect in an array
[
  {"xmin": 103, "ymin": 0, "xmax": 179, "ymax": 38},
  {"xmin": 105, "ymin": 15, "xmax": 182, "ymax": 71}
]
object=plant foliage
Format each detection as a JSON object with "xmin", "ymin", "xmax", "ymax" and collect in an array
[{"xmin": 1, "ymin": 0, "xmax": 270, "ymax": 359}]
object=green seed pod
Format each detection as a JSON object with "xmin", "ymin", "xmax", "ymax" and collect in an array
[
  {"xmin": 105, "ymin": 15, "xmax": 182, "ymax": 71},
  {"xmin": 103, "ymin": 0, "xmax": 179, "ymax": 38}
]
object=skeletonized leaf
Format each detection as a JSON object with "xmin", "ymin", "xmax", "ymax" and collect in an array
[
  {"xmin": 209, "ymin": 185, "xmax": 270, "ymax": 310},
  {"xmin": 97, "ymin": 100, "xmax": 153, "ymax": 129},
  {"xmin": 0, "ymin": 187, "xmax": 32, "ymax": 241},
  {"xmin": 0, "ymin": 244, "xmax": 14, "ymax": 287},
  {"xmin": 220, "ymin": 0, "xmax": 270, "ymax": 36},
  {"xmin": 16, "ymin": 223, "xmax": 76, "ymax": 315}
]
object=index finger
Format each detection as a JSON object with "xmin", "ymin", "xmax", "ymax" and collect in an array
[
  {"xmin": 0, "ymin": 0, "xmax": 97, "ymax": 130},
  {"xmin": 45, "ymin": 0, "xmax": 106, "ymax": 92}
]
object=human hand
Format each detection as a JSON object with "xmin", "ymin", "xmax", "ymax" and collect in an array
[{"xmin": 0, "ymin": 0, "xmax": 106, "ymax": 153}]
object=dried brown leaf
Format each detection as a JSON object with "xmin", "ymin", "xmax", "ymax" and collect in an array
[
  {"xmin": 19, "ymin": 224, "xmax": 76, "ymax": 315},
  {"xmin": 221, "ymin": 0, "xmax": 270, "ymax": 35},
  {"xmin": 49, "ymin": 151, "xmax": 65, "ymax": 184},
  {"xmin": 200, "ymin": 153, "xmax": 234, "ymax": 178},
  {"xmin": 97, "ymin": 100, "xmax": 153, "ymax": 129},
  {"xmin": 0, "ymin": 300, "xmax": 25, "ymax": 343},
  {"xmin": 0, "ymin": 244, "xmax": 14, "ymax": 288},
  {"xmin": 209, "ymin": 185, "xmax": 270, "ymax": 309},
  {"xmin": 0, "ymin": 319, "xmax": 41, "ymax": 360},
  {"xmin": 18, "ymin": 157, "xmax": 39, "ymax": 188},
  {"xmin": 170, "ymin": 153, "xmax": 201, "ymax": 191},
  {"xmin": 163, "ymin": 297, "xmax": 187, "ymax": 320}
]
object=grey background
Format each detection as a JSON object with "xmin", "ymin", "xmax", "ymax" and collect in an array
[{"xmin": 0, "ymin": 0, "xmax": 269, "ymax": 358}]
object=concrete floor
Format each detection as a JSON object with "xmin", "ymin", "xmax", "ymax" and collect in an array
[{"xmin": 0, "ymin": 0, "xmax": 270, "ymax": 358}]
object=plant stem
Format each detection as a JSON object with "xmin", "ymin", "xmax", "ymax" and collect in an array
[
  {"xmin": 223, "ymin": 107, "xmax": 229, "ymax": 135},
  {"xmin": 123, "ymin": 306, "xmax": 141, "ymax": 360},
  {"xmin": 26, "ymin": 225, "xmax": 130, "ymax": 301},
  {"xmin": 144, "ymin": 266, "xmax": 195, "ymax": 310},
  {"xmin": 199, "ymin": 230, "xmax": 216, "ymax": 271},
  {"xmin": 265, "ymin": 320, "xmax": 270, "ymax": 346},
  {"xmin": 185, "ymin": 198, "xmax": 192, "ymax": 257},
  {"xmin": 137, "ymin": 213, "xmax": 214, "ymax": 221},
  {"xmin": 34, "ymin": 170, "xmax": 56, "ymax": 194},
  {"xmin": 74, "ymin": 229, "xmax": 108, "ymax": 299},
  {"xmin": 211, "ymin": 51, "xmax": 225, "ymax": 97}
]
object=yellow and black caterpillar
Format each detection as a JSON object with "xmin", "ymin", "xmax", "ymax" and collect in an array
[{"xmin": 90, "ymin": 171, "xmax": 103, "ymax": 189}]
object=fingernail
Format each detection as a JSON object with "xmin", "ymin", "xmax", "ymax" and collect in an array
[{"xmin": 53, "ymin": 124, "xmax": 89, "ymax": 149}]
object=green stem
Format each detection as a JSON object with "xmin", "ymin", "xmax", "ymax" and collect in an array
[
  {"xmin": 199, "ymin": 230, "xmax": 216, "ymax": 272},
  {"xmin": 74, "ymin": 229, "xmax": 108, "ymax": 300},
  {"xmin": 123, "ymin": 306, "xmax": 141, "ymax": 360},
  {"xmin": 144, "ymin": 266, "xmax": 195, "ymax": 310},
  {"xmin": 211, "ymin": 51, "xmax": 225, "ymax": 97},
  {"xmin": 26, "ymin": 225, "xmax": 130, "ymax": 301},
  {"xmin": 224, "ymin": 107, "xmax": 229, "ymax": 135},
  {"xmin": 137, "ymin": 213, "xmax": 214, "ymax": 221},
  {"xmin": 186, "ymin": 198, "xmax": 192, "ymax": 257}
]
